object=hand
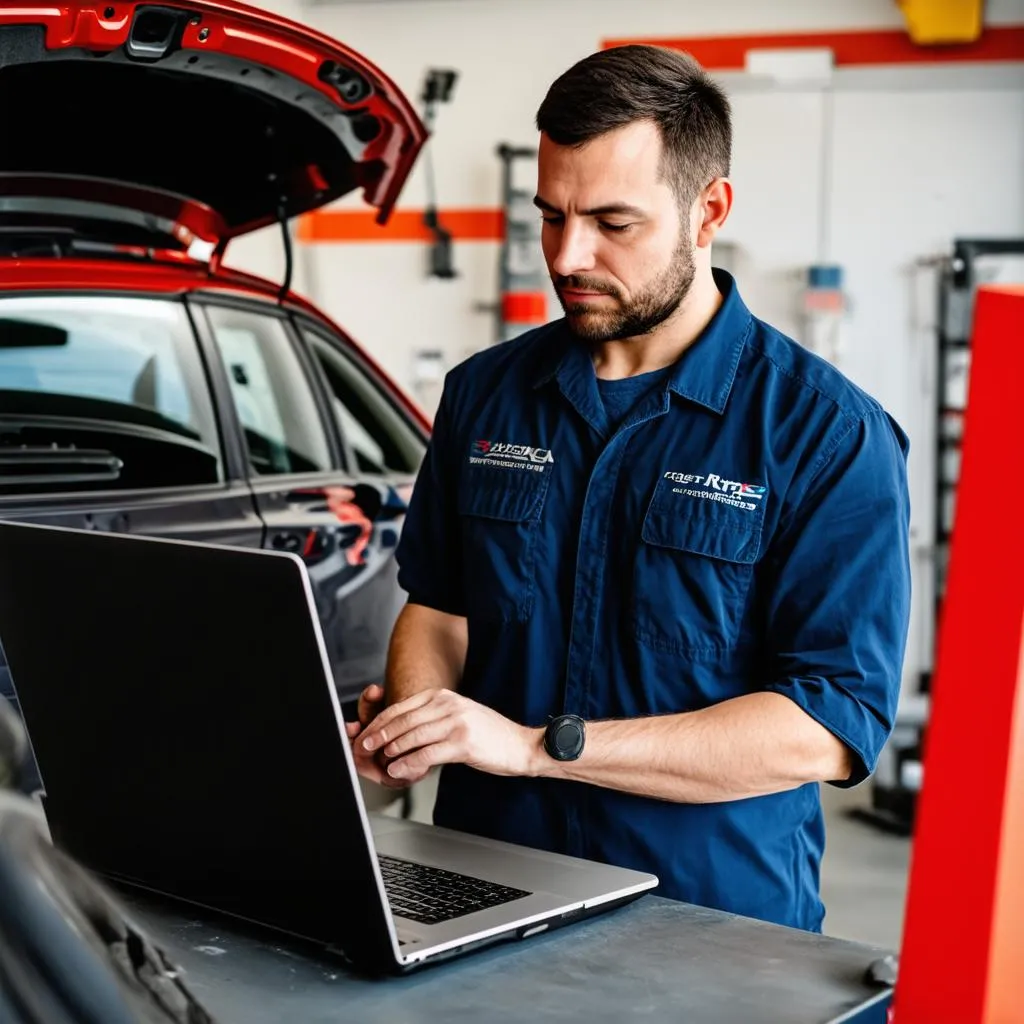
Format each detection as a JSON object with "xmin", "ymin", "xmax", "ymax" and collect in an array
[
  {"xmin": 344, "ymin": 684, "xmax": 409, "ymax": 789},
  {"xmin": 358, "ymin": 688, "xmax": 542, "ymax": 784}
]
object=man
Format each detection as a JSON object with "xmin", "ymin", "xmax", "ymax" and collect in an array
[{"xmin": 348, "ymin": 44, "xmax": 911, "ymax": 932}]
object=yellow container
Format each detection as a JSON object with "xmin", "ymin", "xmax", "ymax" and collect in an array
[{"xmin": 896, "ymin": 0, "xmax": 985, "ymax": 45}]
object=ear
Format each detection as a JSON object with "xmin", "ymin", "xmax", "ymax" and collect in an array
[{"xmin": 693, "ymin": 178, "xmax": 733, "ymax": 249}]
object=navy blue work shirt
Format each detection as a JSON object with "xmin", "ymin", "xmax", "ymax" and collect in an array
[{"xmin": 396, "ymin": 270, "xmax": 911, "ymax": 931}]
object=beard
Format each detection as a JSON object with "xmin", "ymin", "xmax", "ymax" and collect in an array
[{"xmin": 554, "ymin": 237, "xmax": 696, "ymax": 343}]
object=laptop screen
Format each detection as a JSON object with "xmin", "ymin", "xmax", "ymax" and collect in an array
[{"xmin": 0, "ymin": 522, "xmax": 394, "ymax": 959}]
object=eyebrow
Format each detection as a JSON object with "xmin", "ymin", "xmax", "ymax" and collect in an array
[{"xmin": 533, "ymin": 195, "xmax": 647, "ymax": 219}]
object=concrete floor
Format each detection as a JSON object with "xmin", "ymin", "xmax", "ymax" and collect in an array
[
  {"xmin": 818, "ymin": 784, "xmax": 912, "ymax": 950},
  {"xmin": 371, "ymin": 773, "xmax": 912, "ymax": 953}
]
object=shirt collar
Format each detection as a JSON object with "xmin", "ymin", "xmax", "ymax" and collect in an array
[{"xmin": 531, "ymin": 268, "xmax": 753, "ymax": 416}]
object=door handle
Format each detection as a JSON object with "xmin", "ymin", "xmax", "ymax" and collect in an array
[
  {"xmin": 270, "ymin": 531, "xmax": 305, "ymax": 555},
  {"xmin": 271, "ymin": 528, "xmax": 333, "ymax": 562}
]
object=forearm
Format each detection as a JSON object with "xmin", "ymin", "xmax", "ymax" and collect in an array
[
  {"xmin": 384, "ymin": 602, "xmax": 468, "ymax": 705},
  {"xmin": 530, "ymin": 692, "xmax": 853, "ymax": 803}
]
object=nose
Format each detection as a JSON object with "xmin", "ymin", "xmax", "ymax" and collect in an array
[{"xmin": 549, "ymin": 219, "xmax": 597, "ymax": 279}]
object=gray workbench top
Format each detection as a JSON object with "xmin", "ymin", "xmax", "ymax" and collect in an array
[{"xmin": 122, "ymin": 892, "xmax": 893, "ymax": 1023}]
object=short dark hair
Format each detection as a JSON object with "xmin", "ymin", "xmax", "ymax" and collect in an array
[{"xmin": 535, "ymin": 45, "xmax": 732, "ymax": 206}]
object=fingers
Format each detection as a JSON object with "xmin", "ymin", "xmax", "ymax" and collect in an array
[
  {"xmin": 350, "ymin": 746, "xmax": 410, "ymax": 789},
  {"xmin": 353, "ymin": 688, "xmax": 467, "ymax": 785},
  {"xmin": 357, "ymin": 683, "xmax": 385, "ymax": 727},
  {"xmin": 387, "ymin": 764, "xmax": 432, "ymax": 786},
  {"xmin": 386, "ymin": 740, "xmax": 460, "ymax": 781},
  {"xmin": 361, "ymin": 700, "xmax": 453, "ymax": 756},
  {"xmin": 359, "ymin": 683, "xmax": 383, "ymax": 706},
  {"xmin": 360, "ymin": 689, "xmax": 441, "ymax": 747},
  {"xmin": 347, "ymin": 700, "xmax": 411, "ymax": 790},
  {"xmin": 380, "ymin": 716, "xmax": 457, "ymax": 760}
]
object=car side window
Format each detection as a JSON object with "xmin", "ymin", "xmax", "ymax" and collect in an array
[
  {"xmin": 302, "ymin": 329, "xmax": 425, "ymax": 476},
  {"xmin": 0, "ymin": 295, "xmax": 221, "ymax": 495},
  {"xmin": 205, "ymin": 306, "xmax": 331, "ymax": 477}
]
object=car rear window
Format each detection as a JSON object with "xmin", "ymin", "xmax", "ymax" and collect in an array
[{"xmin": 0, "ymin": 295, "xmax": 221, "ymax": 495}]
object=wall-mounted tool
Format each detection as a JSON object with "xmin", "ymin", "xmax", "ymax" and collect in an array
[{"xmin": 420, "ymin": 68, "xmax": 459, "ymax": 280}]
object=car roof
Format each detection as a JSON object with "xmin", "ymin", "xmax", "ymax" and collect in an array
[{"xmin": 2, "ymin": 255, "xmax": 310, "ymax": 309}]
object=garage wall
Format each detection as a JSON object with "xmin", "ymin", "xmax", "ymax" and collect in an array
[
  {"xmin": 236, "ymin": 1, "xmax": 1024, "ymax": 387},
  {"xmin": 228, "ymin": 0, "xmax": 1024, "ymax": 696}
]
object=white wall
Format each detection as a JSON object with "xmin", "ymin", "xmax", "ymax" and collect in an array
[{"xmin": 227, "ymin": 0, "xmax": 1024, "ymax": 692}]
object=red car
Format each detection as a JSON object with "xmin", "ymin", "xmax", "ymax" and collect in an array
[{"xmin": 0, "ymin": 0, "xmax": 431, "ymax": 791}]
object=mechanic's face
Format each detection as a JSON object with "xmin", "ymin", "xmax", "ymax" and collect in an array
[{"xmin": 536, "ymin": 121, "xmax": 695, "ymax": 343}]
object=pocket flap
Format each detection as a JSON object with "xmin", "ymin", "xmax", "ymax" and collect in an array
[
  {"xmin": 458, "ymin": 466, "xmax": 551, "ymax": 523},
  {"xmin": 642, "ymin": 506, "xmax": 762, "ymax": 564}
]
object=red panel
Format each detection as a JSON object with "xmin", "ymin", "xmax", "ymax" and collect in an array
[
  {"xmin": 989, "ymin": 630, "xmax": 1024, "ymax": 1021},
  {"xmin": 502, "ymin": 292, "xmax": 548, "ymax": 324},
  {"xmin": 895, "ymin": 286, "xmax": 1024, "ymax": 1021},
  {"xmin": 601, "ymin": 26, "xmax": 1024, "ymax": 69}
]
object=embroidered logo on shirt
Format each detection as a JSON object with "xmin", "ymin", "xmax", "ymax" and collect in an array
[
  {"xmin": 663, "ymin": 471, "xmax": 766, "ymax": 511},
  {"xmin": 470, "ymin": 440, "xmax": 554, "ymax": 473}
]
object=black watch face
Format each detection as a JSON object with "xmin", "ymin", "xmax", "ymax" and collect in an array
[{"xmin": 550, "ymin": 717, "xmax": 584, "ymax": 760}]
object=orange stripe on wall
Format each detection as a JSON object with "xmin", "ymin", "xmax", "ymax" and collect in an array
[
  {"xmin": 298, "ymin": 208, "xmax": 504, "ymax": 243},
  {"xmin": 301, "ymin": 27, "xmax": 1023, "ymax": 245},
  {"xmin": 602, "ymin": 25, "xmax": 1024, "ymax": 69}
]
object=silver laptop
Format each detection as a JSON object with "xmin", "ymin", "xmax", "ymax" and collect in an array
[{"xmin": 0, "ymin": 521, "xmax": 657, "ymax": 973}]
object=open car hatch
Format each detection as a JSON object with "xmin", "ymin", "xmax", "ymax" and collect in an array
[{"xmin": 0, "ymin": 1, "xmax": 427, "ymax": 253}]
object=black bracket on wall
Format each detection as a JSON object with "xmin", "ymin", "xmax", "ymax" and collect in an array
[{"xmin": 420, "ymin": 68, "xmax": 459, "ymax": 280}]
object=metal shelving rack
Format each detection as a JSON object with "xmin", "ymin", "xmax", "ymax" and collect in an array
[
  {"xmin": 495, "ymin": 143, "xmax": 547, "ymax": 343},
  {"xmin": 860, "ymin": 237, "xmax": 1024, "ymax": 835},
  {"xmin": 933, "ymin": 239, "xmax": 1024, "ymax": 644}
]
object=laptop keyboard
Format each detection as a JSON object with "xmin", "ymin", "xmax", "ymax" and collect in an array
[{"xmin": 378, "ymin": 855, "xmax": 531, "ymax": 925}]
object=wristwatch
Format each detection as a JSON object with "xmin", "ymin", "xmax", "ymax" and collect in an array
[{"xmin": 543, "ymin": 714, "xmax": 586, "ymax": 762}]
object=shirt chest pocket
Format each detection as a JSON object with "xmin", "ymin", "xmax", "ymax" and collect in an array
[
  {"xmin": 633, "ymin": 484, "xmax": 763, "ymax": 658},
  {"xmin": 457, "ymin": 467, "xmax": 551, "ymax": 623}
]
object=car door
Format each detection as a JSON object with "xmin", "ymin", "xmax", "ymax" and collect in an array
[
  {"xmin": 0, "ymin": 291, "xmax": 265, "ymax": 789},
  {"xmin": 295, "ymin": 317, "xmax": 428, "ymax": 693},
  {"xmin": 194, "ymin": 298, "xmax": 421, "ymax": 704}
]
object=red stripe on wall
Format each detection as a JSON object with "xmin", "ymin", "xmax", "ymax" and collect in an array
[
  {"xmin": 298, "ymin": 208, "xmax": 504, "ymax": 243},
  {"xmin": 601, "ymin": 25, "xmax": 1024, "ymax": 69}
]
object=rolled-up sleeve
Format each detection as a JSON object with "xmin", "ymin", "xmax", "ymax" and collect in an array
[
  {"xmin": 395, "ymin": 376, "xmax": 466, "ymax": 617},
  {"xmin": 762, "ymin": 408, "xmax": 912, "ymax": 786}
]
